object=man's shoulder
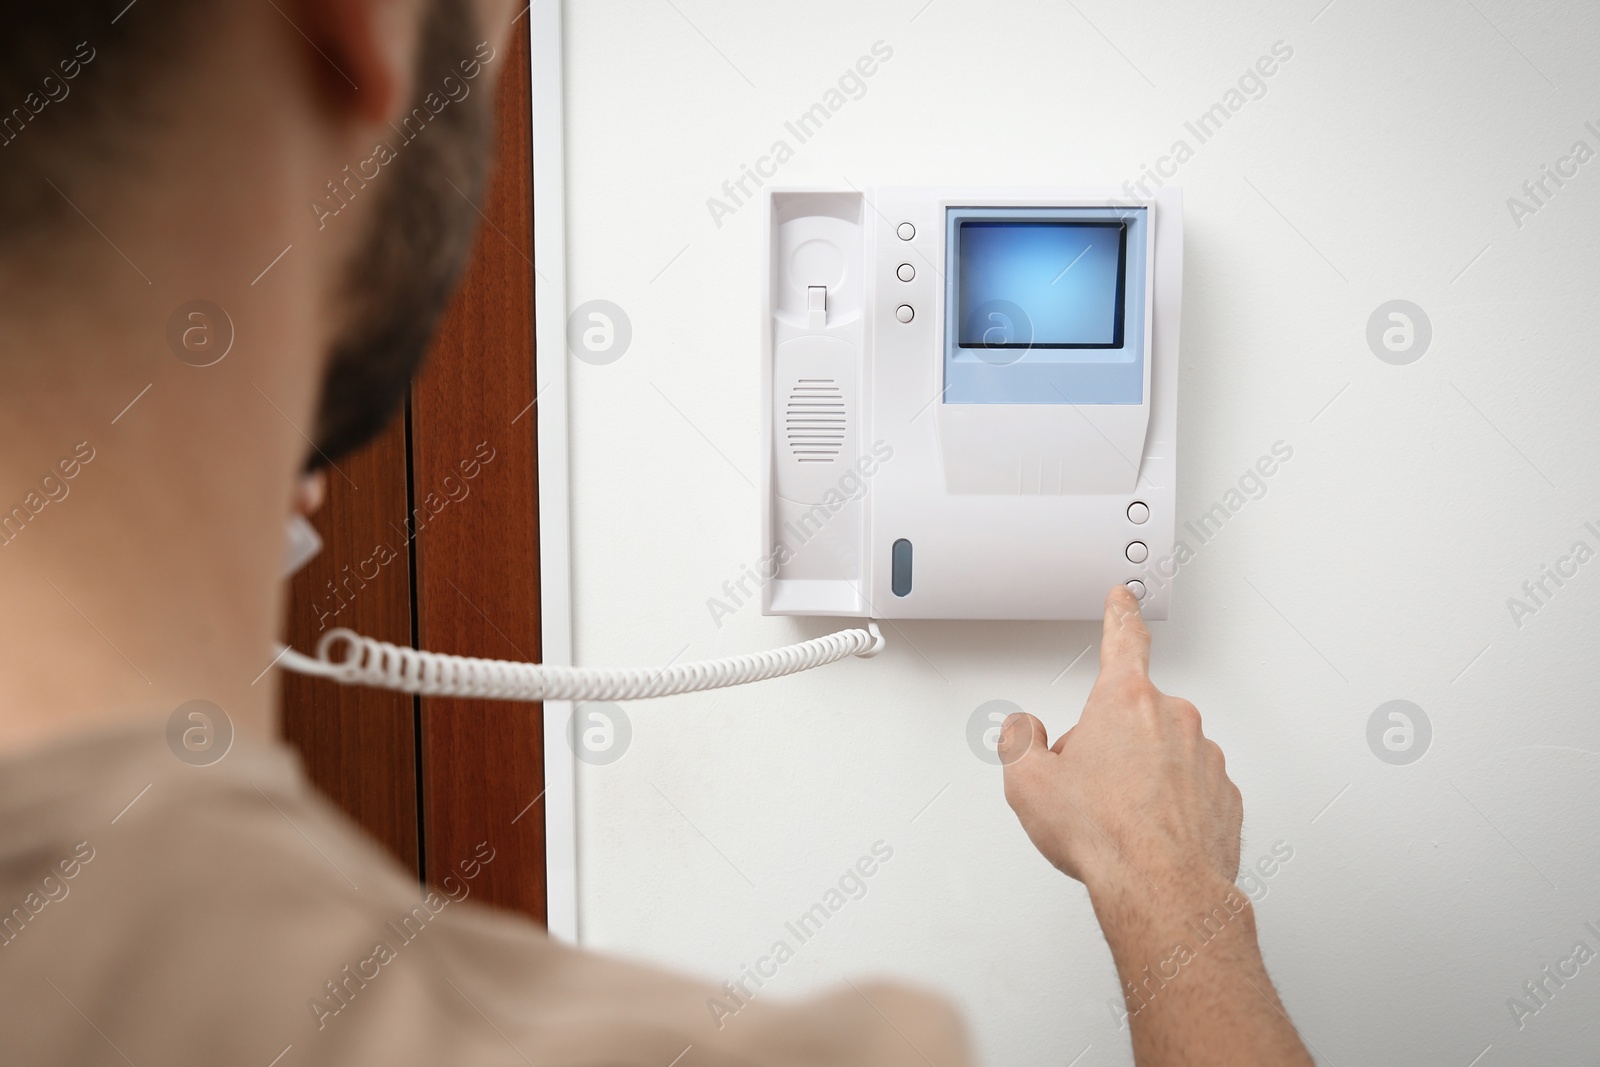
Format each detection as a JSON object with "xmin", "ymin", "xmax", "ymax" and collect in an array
[
  {"xmin": 0, "ymin": 725, "xmax": 522, "ymax": 1062},
  {"xmin": 0, "ymin": 725, "xmax": 974, "ymax": 1067}
]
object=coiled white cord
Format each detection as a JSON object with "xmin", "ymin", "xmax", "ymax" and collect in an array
[{"xmin": 276, "ymin": 621, "xmax": 885, "ymax": 702}]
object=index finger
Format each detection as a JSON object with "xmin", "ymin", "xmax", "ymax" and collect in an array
[{"xmin": 1097, "ymin": 584, "xmax": 1150, "ymax": 680}]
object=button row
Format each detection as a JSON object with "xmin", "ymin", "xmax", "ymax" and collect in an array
[
  {"xmin": 1125, "ymin": 499, "xmax": 1151, "ymax": 599},
  {"xmin": 895, "ymin": 221, "xmax": 917, "ymax": 321}
]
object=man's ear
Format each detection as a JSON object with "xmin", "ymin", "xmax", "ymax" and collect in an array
[{"xmin": 286, "ymin": 0, "xmax": 423, "ymax": 125}]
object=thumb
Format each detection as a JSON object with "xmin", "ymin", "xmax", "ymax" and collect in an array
[{"xmin": 997, "ymin": 712, "xmax": 1048, "ymax": 769}]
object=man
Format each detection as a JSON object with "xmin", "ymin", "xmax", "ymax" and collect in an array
[{"xmin": 0, "ymin": 1, "xmax": 1314, "ymax": 1063}]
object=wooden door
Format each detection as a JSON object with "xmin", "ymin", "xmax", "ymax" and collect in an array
[{"xmin": 280, "ymin": 26, "xmax": 545, "ymax": 923}]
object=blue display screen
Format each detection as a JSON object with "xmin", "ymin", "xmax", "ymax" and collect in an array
[
  {"xmin": 956, "ymin": 221, "xmax": 1126, "ymax": 348},
  {"xmin": 942, "ymin": 205, "xmax": 1146, "ymax": 405}
]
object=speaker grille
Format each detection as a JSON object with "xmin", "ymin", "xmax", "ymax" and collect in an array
[{"xmin": 785, "ymin": 378, "xmax": 846, "ymax": 463}]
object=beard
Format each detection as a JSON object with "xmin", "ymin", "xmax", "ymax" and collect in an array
[{"xmin": 307, "ymin": 0, "xmax": 493, "ymax": 468}]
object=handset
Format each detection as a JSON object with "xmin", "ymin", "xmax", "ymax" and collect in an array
[{"xmin": 283, "ymin": 514, "xmax": 323, "ymax": 578}]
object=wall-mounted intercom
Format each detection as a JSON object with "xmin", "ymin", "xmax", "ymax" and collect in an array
[
  {"xmin": 762, "ymin": 187, "xmax": 1183, "ymax": 621},
  {"xmin": 279, "ymin": 187, "xmax": 1181, "ymax": 703}
]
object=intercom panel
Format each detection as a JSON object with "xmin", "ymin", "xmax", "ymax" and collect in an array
[{"xmin": 761, "ymin": 187, "xmax": 1182, "ymax": 621}]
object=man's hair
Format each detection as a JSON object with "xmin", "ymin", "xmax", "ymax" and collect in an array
[
  {"xmin": 308, "ymin": 0, "xmax": 491, "ymax": 465},
  {"xmin": 0, "ymin": 2, "xmax": 204, "ymax": 232},
  {"xmin": 2, "ymin": 0, "xmax": 493, "ymax": 470}
]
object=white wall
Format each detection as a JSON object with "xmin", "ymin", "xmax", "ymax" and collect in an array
[{"xmin": 558, "ymin": 1, "xmax": 1600, "ymax": 1063}]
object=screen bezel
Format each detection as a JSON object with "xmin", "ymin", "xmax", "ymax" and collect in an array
[{"xmin": 941, "ymin": 204, "xmax": 1149, "ymax": 407}]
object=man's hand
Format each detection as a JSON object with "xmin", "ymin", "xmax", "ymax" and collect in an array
[
  {"xmin": 998, "ymin": 584, "xmax": 1241, "ymax": 901},
  {"xmin": 998, "ymin": 585, "xmax": 1314, "ymax": 1067}
]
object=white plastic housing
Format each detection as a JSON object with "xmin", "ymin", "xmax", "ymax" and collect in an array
[{"xmin": 761, "ymin": 186, "xmax": 1183, "ymax": 621}]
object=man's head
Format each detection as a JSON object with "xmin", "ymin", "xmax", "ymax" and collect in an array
[
  {"xmin": 0, "ymin": 0, "xmax": 517, "ymax": 748},
  {"xmin": 1, "ymin": 0, "xmax": 502, "ymax": 468}
]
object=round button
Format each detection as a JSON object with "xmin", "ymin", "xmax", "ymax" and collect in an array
[
  {"xmin": 896, "ymin": 263, "xmax": 915, "ymax": 282},
  {"xmin": 896, "ymin": 222, "xmax": 916, "ymax": 241},
  {"xmin": 1125, "ymin": 541, "xmax": 1148, "ymax": 564},
  {"xmin": 1127, "ymin": 501, "xmax": 1149, "ymax": 524},
  {"xmin": 1125, "ymin": 580, "xmax": 1147, "ymax": 600},
  {"xmin": 895, "ymin": 304, "xmax": 915, "ymax": 323}
]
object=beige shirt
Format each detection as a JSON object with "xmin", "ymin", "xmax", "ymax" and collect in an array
[{"xmin": 0, "ymin": 725, "xmax": 972, "ymax": 1065}]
